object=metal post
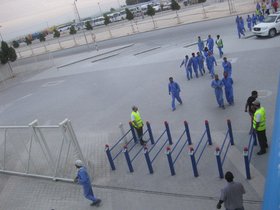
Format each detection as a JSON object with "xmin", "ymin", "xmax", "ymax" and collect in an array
[
  {"xmin": 129, "ymin": 121, "xmax": 138, "ymax": 144},
  {"xmin": 189, "ymin": 147, "xmax": 199, "ymax": 177},
  {"xmin": 215, "ymin": 147, "xmax": 224, "ymax": 178},
  {"xmin": 144, "ymin": 147, "xmax": 153, "ymax": 174},
  {"xmin": 105, "ymin": 145, "xmax": 116, "ymax": 170},
  {"xmin": 205, "ymin": 120, "xmax": 212, "ymax": 145},
  {"xmin": 184, "ymin": 121, "xmax": 192, "ymax": 145},
  {"xmin": 227, "ymin": 119, "xmax": 234, "ymax": 145},
  {"xmin": 243, "ymin": 147, "xmax": 251, "ymax": 179},
  {"xmin": 166, "ymin": 147, "xmax": 175, "ymax": 176},
  {"xmin": 252, "ymin": 131, "xmax": 257, "ymax": 146},
  {"xmin": 123, "ymin": 146, "xmax": 134, "ymax": 173},
  {"xmin": 165, "ymin": 121, "xmax": 173, "ymax": 145},
  {"xmin": 146, "ymin": 121, "xmax": 154, "ymax": 144}
]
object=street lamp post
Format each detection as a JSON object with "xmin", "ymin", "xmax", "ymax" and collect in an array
[
  {"xmin": 73, "ymin": 0, "xmax": 90, "ymax": 49},
  {"xmin": 97, "ymin": 2, "xmax": 103, "ymax": 16},
  {"xmin": 0, "ymin": 25, "xmax": 3, "ymax": 41}
]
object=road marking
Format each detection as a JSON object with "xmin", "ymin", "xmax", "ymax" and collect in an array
[
  {"xmin": 42, "ymin": 80, "xmax": 64, "ymax": 87},
  {"xmin": 14, "ymin": 94, "xmax": 32, "ymax": 102}
]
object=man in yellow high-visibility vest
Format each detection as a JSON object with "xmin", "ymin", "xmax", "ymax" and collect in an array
[
  {"xmin": 252, "ymin": 100, "xmax": 268, "ymax": 155},
  {"xmin": 131, "ymin": 106, "xmax": 144, "ymax": 145}
]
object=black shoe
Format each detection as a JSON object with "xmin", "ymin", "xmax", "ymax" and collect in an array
[
  {"xmin": 257, "ymin": 151, "xmax": 266, "ymax": 155},
  {"xmin": 91, "ymin": 199, "xmax": 101, "ymax": 206},
  {"xmin": 140, "ymin": 140, "xmax": 145, "ymax": 145},
  {"xmin": 265, "ymin": 144, "xmax": 268, "ymax": 148}
]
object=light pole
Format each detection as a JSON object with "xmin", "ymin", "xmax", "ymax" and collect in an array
[
  {"xmin": 73, "ymin": 0, "xmax": 90, "ymax": 49},
  {"xmin": 0, "ymin": 25, "xmax": 3, "ymax": 41},
  {"xmin": 97, "ymin": 2, "xmax": 103, "ymax": 16}
]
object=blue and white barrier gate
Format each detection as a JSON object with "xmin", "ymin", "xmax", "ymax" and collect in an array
[
  {"xmin": 143, "ymin": 121, "xmax": 173, "ymax": 174},
  {"xmin": 215, "ymin": 119, "xmax": 235, "ymax": 178},
  {"xmin": 105, "ymin": 121, "xmax": 154, "ymax": 171},
  {"xmin": 166, "ymin": 121, "xmax": 192, "ymax": 176},
  {"xmin": 188, "ymin": 120, "xmax": 212, "ymax": 177},
  {"xmin": 123, "ymin": 121, "xmax": 154, "ymax": 173},
  {"xmin": 243, "ymin": 131, "xmax": 257, "ymax": 179}
]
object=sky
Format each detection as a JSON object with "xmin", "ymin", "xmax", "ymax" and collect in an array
[{"xmin": 0, "ymin": 0, "xmax": 126, "ymax": 40}]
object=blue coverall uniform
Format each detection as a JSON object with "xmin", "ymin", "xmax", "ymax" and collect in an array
[
  {"xmin": 206, "ymin": 55, "xmax": 217, "ymax": 78},
  {"xmin": 247, "ymin": 15, "xmax": 252, "ymax": 31},
  {"xmin": 168, "ymin": 81, "xmax": 182, "ymax": 111},
  {"xmin": 197, "ymin": 54, "xmax": 205, "ymax": 76},
  {"xmin": 190, "ymin": 56, "xmax": 199, "ymax": 78},
  {"xmin": 222, "ymin": 77, "xmax": 234, "ymax": 105},
  {"xmin": 222, "ymin": 60, "xmax": 232, "ymax": 77},
  {"xmin": 197, "ymin": 39, "xmax": 204, "ymax": 55},
  {"xmin": 206, "ymin": 37, "xmax": 214, "ymax": 53},
  {"xmin": 76, "ymin": 167, "xmax": 98, "ymax": 203},
  {"xmin": 211, "ymin": 79, "xmax": 224, "ymax": 108},
  {"xmin": 252, "ymin": 14, "xmax": 257, "ymax": 26},
  {"xmin": 181, "ymin": 57, "xmax": 193, "ymax": 80}
]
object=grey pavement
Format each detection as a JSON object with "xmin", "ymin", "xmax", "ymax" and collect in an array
[{"xmin": 0, "ymin": 2, "xmax": 278, "ymax": 210}]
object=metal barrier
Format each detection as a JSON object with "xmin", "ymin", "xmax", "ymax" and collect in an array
[
  {"xmin": 165, "ymin": 121, "xmax": 192, "ymax": 176},
  {"xmin": 243, "ymin": 130, "xmax": 257, "ymax": 179},
  {"xmin": 105, "ymin": 121, "xmax": 154, "ymax": 171},
  {"xmin": 215, "ymin": 120, "xmax": 234, "ymax": 178},
  {"xmin": 188, "ymin": 120, "xmax": 212, "ymax": 177},
  {"xmin": 143, "ymin": 121, "xmax": 173, "ymax": 174},
  {"xmin": 0, "ymin": 119, "xmax": 86, "ymax": 182}
]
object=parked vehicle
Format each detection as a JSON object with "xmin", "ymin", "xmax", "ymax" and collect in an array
[
  {"xmin": 93, "ymin": 17, "xmax": 105, "ymax": 26},
  {"xmin": 252, "ymin": 13, "xmax": 280, "ymax": 37}
]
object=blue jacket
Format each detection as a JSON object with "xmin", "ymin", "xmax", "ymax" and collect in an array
[{"xmin": 169, "ymin": 82, "xmax": 180, "ymax": 95}]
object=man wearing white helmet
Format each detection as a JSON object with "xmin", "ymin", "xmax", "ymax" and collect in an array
[{"xmin": 74, "ymin": 160, "xmax": 101, "ymax": 206}]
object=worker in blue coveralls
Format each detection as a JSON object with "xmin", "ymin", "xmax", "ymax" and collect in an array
[
  {"xmin": 247, "ymin": 15, "xmax": 252, "ymax": 31},
  {"xmin": 222, "ymin": 57, "xmax": 232, "ymax": 78},
  {"xmin": 236, "ymin": 16, "xmax": 245, "ymax": 38},
  {"xmin": 258, "ymin": 13, "xmax": 264, "ymax": 22},
  {"xmin": 168, "ymin": 77, "xmax": 182, "ymax": 111},
  {"xmin": 74, "ymin": 160, "xmax": 101, "ymax": 206},
  {"xmin": 180, "ymin": 55, "xmax": 193, "ymax": 80},
  {"xmin": 252, "ymin": 14, "xmax": 257, "ymax": 26},
  {"xmin": 211, "ymin": 74, "xmax": 225, "ymax": 109},
  {"xmin": 203, "ymin": 47, "xmax": 209, "ymax": 58},
  {"xmin": 197, "ymin": 36, "xmax": 204, "ymax": 55},
  {"xmin": 222, "ymin": 72, "xmax": 234, "ymax": 105},
  {"xmin": 196, "ymin": 52, "xmax": 205, "ymax": 76},
  {"xmin": 215, "ymin": 35, "xmax": 224, "ymax": 58},
  {"xmin": 206, "ymin": 51, "xmax": 217, "ymax": 78},
  {"xmin": 191, "ymin": 52, "xmax": 199, "ymax": 78},
  {"xmin": 206, "ymin": 35, "xmax": 214, "ymax": 54}
]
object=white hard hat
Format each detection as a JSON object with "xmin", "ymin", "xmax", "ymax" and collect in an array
[{"xmin": 75, "ymin": 160, "xmax": 83, "ymax": 167}]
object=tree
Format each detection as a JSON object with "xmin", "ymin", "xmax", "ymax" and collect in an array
[
  {"xmin": 39, "ymin": 33, "xmax": 46, "ymax": 42},
  {"xmin": 125, "ymin": 8, "xmax": 134, "ymax": 21},
  {"xmin": 125, "ymin": 8, "xmax": 136, "ymax": 33},
  {"xmin": 146, "ymin": 5, "xmax": 156, "ymax": 29},
  {"xmin": 69, "ymin": 25, "xmax": 77, "ymax": 35},
  {"xmin": 85, "ymin": 21, "xmax": 93, "ymax": 30},
  {"xmin": 171, "ymin": 0, "xmax": 181, "ymax": 24},
  {"xmin": 53, "ymin": 29, "xmax": 60, "ymax": 38},
  {"xmin": 12, "ymin": 40, "xmax": 19, "ymax": 48},
  {"xmin": 103, "ymin": 14, "xmax": 112, "ymax": 38},
  {"xmin": 0, "ymin": 41, "xmax": 17, "ymax": 76},
  {"xmin": 25, "ymin": 37, "xmax": 32, "ymax": 45}
]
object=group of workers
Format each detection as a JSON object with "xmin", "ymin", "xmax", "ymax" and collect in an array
[{"xmin": 236, "ymin": 0, "xmax": 279, "ymax": 38}]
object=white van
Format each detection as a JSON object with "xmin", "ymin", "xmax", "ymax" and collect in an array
[{"xmin": 93, "ymin": 17, "xmax": 105, "ymax": 26}]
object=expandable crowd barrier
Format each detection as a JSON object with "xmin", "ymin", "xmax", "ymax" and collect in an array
[
  {"xmin": 105, "ymin": 119, "xmax": 241, "ymax": 179},
  {"xmin": 105, "ymin": 121, "xmax": 154, "ymax": 171},
  {"xmin": 215, "ymin": 120, "xmax": 235, "ymax": 178},
  {"xmin": 243, "ymin": 131, "xmax": 257, "ymax": 179},
  {"xmin": 188, "ymin": 120, "xmax": 212, "ymax": 177},
  {"xmin": 165, "ymin": 121, "xmax": 192, "ymax": 176}
]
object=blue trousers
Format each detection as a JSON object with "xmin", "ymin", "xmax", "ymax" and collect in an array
[
  {"xmin": 225, "ymin": 87, "xmax": 234, "ymax": 105},
  {"xmin": 198, "ymin": 65, "xmax": 204, "ymax": 75},
  {"xmin": 171, "ymin": 93, "xmax": 182, "ymax": 110},
  {"xmin": 215, "ymin": 89, "xmax": 224, "ymax": 107},
  {"xmin": 218, "ymin": 47, "xmax": 223, "ymax": 58},
  {"xmin": 193, "ymin": 66, "xmax": 199, "ymax": 78},
  {"xmin": 208, "ymin": 66, "xmax": 215, "ymax": 78},
  {"xmin": 186, "ymin": 67, "xmax": 193, "ymax": 80},
  {"xmin": 82, "ymin": 184, "xmax": 97, "ymax": 202}
]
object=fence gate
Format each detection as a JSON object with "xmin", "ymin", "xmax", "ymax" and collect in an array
[{"xmin": 0, "ymin": 119, "xmax": 86, "ymax": 182}]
